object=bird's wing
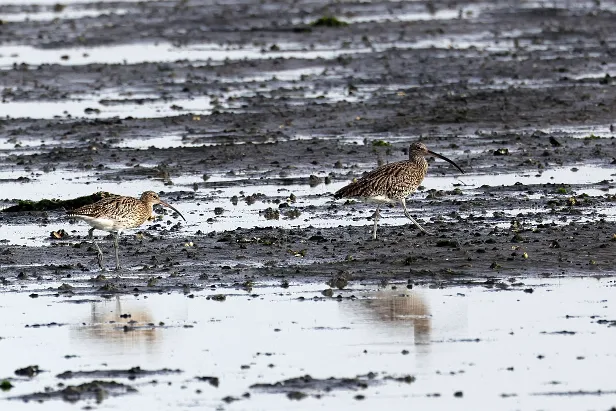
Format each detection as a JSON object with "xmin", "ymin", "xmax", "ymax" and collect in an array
[
  {"xmin": 67, "ymin": 196, "xmax": 139, "ymax": 219},
  {"xmin": 335, "ymin": 161, "xmax": 410, "ymax": 198}
]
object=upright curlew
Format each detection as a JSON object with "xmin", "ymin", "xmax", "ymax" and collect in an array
[
  {"xmin": 334, "ymin": 142, "xmax": 464, "ymax": 239},
  {"xmin": 67, "ymin": 191, "xmax": 186, "ymax": 270}
]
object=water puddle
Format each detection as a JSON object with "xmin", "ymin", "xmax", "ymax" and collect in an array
[
  {"xmin": 0, "ymin": 42, "xmax": 372, "ymax": 68},
  {"xmin": 291, "ymin": 4, "xmax": 481, "ymax": 25},
  {"xmin": 112, "ymin": 130, "xmax": 367, "ymax": 150},
  {"xmin": 0, "ymin": 168, "xmax": 123, "ymax": 200},
  {"xmin": 0, "ymin": 277, "xmax": 614, "ymax": 409},
  {"xmin": 520, "ymin": 0, "xmax": 616, "ymax": 12},
  {"xmin": 538, "ymin": 124, "xmax": 615, "ymax": 139},
  {"xmin": 0, "ymin": 28, "xmax": 551, "ymax": 71},
  {"xmin": 115, "ymin": 133, "xmax": 201, "ymax": 150},
  {"xmin": 0, "ymin": 7, "xmax": 128, "ymax": 23},
  {"xmin": 434, "ymin": 164, "xmax": 616, "ymax": 189},
  {"xmin": 0, "ymin": 66, "xmax": 338, "ymax": 119},
  {"xmin": 0, "ymin": 94, "xmax": 212, "ymax": 120}
]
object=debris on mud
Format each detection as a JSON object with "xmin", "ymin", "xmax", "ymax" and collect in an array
[
  {"xmin": 196, "ymin": 376, "xmax": 220, "ymax": 387},
  {"xmin": 14, "ymin": 365, "xmax": 41, "ymax": 378},
  {"xmin": 310, "ymin": 16, "xmax": 349, "ymax": 28},
  {"xmin": 11, "ymin": 380, "xmax": 136, "ymax": 403},
  {"xmin": 50, "ymin": 229, "xmax": 69, "ymax": 239}
]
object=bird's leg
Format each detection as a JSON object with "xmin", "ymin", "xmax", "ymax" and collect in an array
[
  {"xmin": 401, "ymin": 198, "xmax": 433, "ymax": 235},
  {"xmin": 372, "ymin": 205, "xmax": 381, "ymax": 240},
  {"xmin": 88, "ymin": 228, "xmax": 104, "ymax": 269},
  {"xmin": 113, "ymin": 232, "xmax": 121, "ymax": 271}
]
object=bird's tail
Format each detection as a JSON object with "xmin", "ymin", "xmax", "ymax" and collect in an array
[{"xmin": 334, "ymin": 183, "xmax": 356, "ymax": 199}]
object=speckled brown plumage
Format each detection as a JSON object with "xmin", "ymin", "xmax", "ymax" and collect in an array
[
  {"xmin": 335, "ymin": 142, "xmax": 464, "ymax": 239},
  {"xmin": 334, "ymin": 157, "xmax": 428, "ymax": 201},
  {"xmin": 68, "ymin": 192, "xmax": 160, "ymax": 231},
  {"xmin": 67, "ymin": 191, "xmax": 186, "ymax": 270}
]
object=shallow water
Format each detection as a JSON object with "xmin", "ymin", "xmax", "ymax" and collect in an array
[
  {"xmin": 0, "ymin": 7, "xmax": 128, "ymax": 23},
  {"xmin": 0, "ymin": 26, "xmax": 571, "ymax": 72},
  {"xmin": 0, "ymin": 66, "xmax": 343, "ymax": 119},
  {"xmin": 0, "ymin": 94, "xmax": 213, "ymax": 120},
  {"xmin": 0, "ymin": 41, "xmax": 372, "ymax": 68},
  {"xmin": 0, "ymin": 277, "xmax": 615, "ymax": 409}
]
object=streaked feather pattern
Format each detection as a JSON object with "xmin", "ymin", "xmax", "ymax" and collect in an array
[
  {"xmin": 334, "ymin": 142, "xmax": 464, "ymax": 239},
  {"xmin": 335, "ymin": 158, "xmax": 428, "ymax": 201},
  {"xmin": 67, "ymin": 195, "xmax": 151, "ymax": 229},
  {"xmin": 66, "ymin": 191, "xmax": 185, "ymax": 271}
]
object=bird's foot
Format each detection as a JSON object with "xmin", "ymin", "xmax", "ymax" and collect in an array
[{"xmin": 114, "ymin": 264, "xmax": 122, "ymax": 271}]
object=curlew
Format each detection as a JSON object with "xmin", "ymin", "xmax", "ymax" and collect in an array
[
  {"xmin": 334, "ymin": 142, "xmax": 464, "ymax": 239},
  {"xmin": 67, "ymin": 191, "xmax": 186, "ymax": 270}
]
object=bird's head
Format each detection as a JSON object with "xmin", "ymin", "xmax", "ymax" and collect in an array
[
  {"xmin": 141, "ymin": 191, "xmax": 186, "ymax": 221},
  {"xmin": 408, "ymin": 142, "xmax": 464, "ymax": 174},
  {"xmin": 409, "ymin": 142, "xmax": 429, "ymax": 156}
]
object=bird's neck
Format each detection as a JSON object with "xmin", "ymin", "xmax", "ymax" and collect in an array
[
  {"xmin": 143, "ymin": 201, "xmax": 157, "ymax": 219},
  {"xmin": 409, "ymin": 155, "xmax": 428, "ymax": 167},
  {"xmin": 408, "ymin": 156, "xmax": 428, "ymax": 177}
]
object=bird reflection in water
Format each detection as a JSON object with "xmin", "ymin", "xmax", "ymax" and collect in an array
[
  {"xmin": 71, "ymin": 297, "xmax": 159, "ymax": 353},
  {"xmin": 360, "ymin": 290, "xmax": 432, "ymax": 346}
]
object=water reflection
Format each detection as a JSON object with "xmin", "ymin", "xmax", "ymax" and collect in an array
[
  {"xmin": 71, "ymin": 297, "xmax": 159, "ymax": 354},
  {"xmin": 348, "ymin": 289, "xmax": 432, "ymax": 345},
  {"xmin": 372, "ymin": 290, "xmax": 431, "ymax": 345},
  {"xmin": 1, "ymin": 279, "xmax": 614, "ymax": 410}
]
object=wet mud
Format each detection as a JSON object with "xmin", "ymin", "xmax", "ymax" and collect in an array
[
  {"xmin": 1, "ymin": 1, "xmax": 615, "ymax": 290},
  {"xmin": 1, "ymin": 0, "xmax": 616, "ymax": 409},
  {"xmin": 249, "ymin": 373, "xmax": 414, "ymax": 400}
]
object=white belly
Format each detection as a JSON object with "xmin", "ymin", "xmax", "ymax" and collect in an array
[
  {"xmin": 361, "ymin": 195, "xmax": 397, "ymax": 204},
  {"xmin": 75, "ymin": 215, "xmax": 123, "ymax": 232}
]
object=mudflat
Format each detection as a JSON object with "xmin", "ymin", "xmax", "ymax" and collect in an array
[{"xmin": 1, "ymin": 1, "xmax": 615, "ymax": 409}]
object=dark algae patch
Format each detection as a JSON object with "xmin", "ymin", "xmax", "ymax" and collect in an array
[
  {"xmin": 0, "ymin": 380, "xmax": 13, "ymax": 391},
  {"xmin": 2, "ymin": 192, "xmax": 116, "ymax": 212},
  {"xmin": 310, "ymin": 16, "xmax": 349, "ymax": 27}
]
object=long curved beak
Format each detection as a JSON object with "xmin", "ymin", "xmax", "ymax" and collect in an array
[
  {"xmin": 160, "ymin": 200, "xmax": 187, "ymax": 221},
  {"xmin": 428, "ymin": 150, "xmax": 465, "ymax": 174}
]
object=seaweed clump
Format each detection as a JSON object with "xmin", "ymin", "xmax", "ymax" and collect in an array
[
  {"xmin": 2, "ymin": 191, "xmax": 116, "ymax": 212},
  {"xmin": 311, "ymin": 16, "xmax": 349, "ymax": 28}
]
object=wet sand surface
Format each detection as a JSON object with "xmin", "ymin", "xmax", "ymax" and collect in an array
[{"xmin": 1, "ymin": 0, "xmax": 616, "ymax": 408}]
